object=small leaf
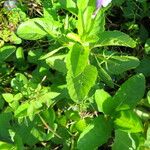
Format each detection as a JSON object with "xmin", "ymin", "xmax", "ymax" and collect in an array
[
  {"xmin": 11, "ymin": 73, "xmax": 28, "ymax": 91},
  {"xmin": 94, "ymin": 31, "xmax": 136, "ymax": 48},
  {"xmin": 0, "ymin": 46, "xmax": 16, "ymax": 62},
  {"xmin": 14, "ymin": 103, "xmax": 29, "ymax": 118},
  {"xmin": 98, "ymin": 66, "xmax": 114, "ymax": 88},
  {"xmin": 114, "ymin": 110, "xmax": 143, "ymax": 133},
  {"xmin": 77, "ymin": 116, "xmax": 112, "ymax": 150},
  {"xmin": 2, "ymin": 93, "xmax": 14, "ymax": 103},
  {"xmin": 67, "ymin": 65, "xmax": 98, "ymax": 102}
]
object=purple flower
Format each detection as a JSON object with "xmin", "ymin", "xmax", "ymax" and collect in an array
[
  {"xmin": 92, "ymin": 0, "xmax": 112, "ymax": 18},
  {"xmin": 96, "ymin": 0, "xmax": 112, "ymax": 9}
]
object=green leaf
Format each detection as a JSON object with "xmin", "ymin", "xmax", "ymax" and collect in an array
[
  {"xmin": 41, "ymin": 108, "xmax": 56, "ymax": 127},
  {"xmin": 14, "ymin": 102, "xmax": 29, "ymax": 118},
  {"xmin": 0, "ymin": 141, "xmax": 16, "ymax": 150},
  {"xmin": 58, "ymin": 0, "xmax": 77, "ymax": 15},
  {"xmin": 144, "ymin": 125, "xmax": 150, "ymax": 148},
  {"xmin": 15, "ymin": 121, "xmax": 39, "ymax": 146},
  {"xmin": 98, "ymin": 66, "xmax": 114, "ymax": 88},
  {"xmin": 74, "ymin": 119, "xmax": 87, "ymax": 132},
  {"xmin": 144, "ymin": 38, "xmax": 150, "ymax": 54},
  {"xmin": 11, "ymin": 73, "xmax": 28, "ymax": 91},
  {"xmin": 112, "ymin": 130, "xmax": 140, "ymax": 150},
  {"xmin": 2, "ymin": 93, "xmax": 14, "ymax": 103},
  {"xmin": 82, "ymin": 6, "xmax": 95, "ymax": 34},
  {"xmin": 46, "ymin": 55, "xmax": 67, "ymax": 74},
  {"xmin": 95, "ymin": 89, "xmax": 113, "ymax": 114},
  {"xmin": 27, "ymin": 102, "xmax": 35, "ymax": 120},
  {"xmin": 17, "ymin": 18, "xmax": 47, "ymax": 40},
  {"xmin": 77, "ymin": 0, "xmax": 94, "ymax": 36},
  {"xmin": 17, "ymin": 18, "xmax": 61, "ymax": 40},
  {"xmin": 114, "ymin": 110, "xmax": 143, "ymax": 133},
  {"xmin": 88, "ymin": 9, "xmax": 105, "ymax": 36},
  {"xmin": 94, "ymin": 31, "xmax": 136, "ymax": 48},
  {"xmin": 113, "ymin": 74, "xmax": 145, "ymax": 111},
  {"xmin": 0, "ymin": 46, "xmax": 16, "ymax": 62},
  {"xmin": 77, "ymin": 0, "xmax": 89, "ymax": 12},
  {"xmin": 67, "ymin": 65, "xmax": 98, "ymax": 102},
  {"xmin": 77, "ymin": 116, "xmax": 112, "ymax": 150},
  {"xmin": 66, "ymin": 43, "xmax": 89, "ymax": 77},
  {"xmin": 0, "ymin": 113, "xmax": 13, "ymax": 142},
  {"xmin": 135, "ymin": 57, "xmax": 150, "ymax": 77},
  {"xmin": 14, "ymin": 133, "xmax": 24, "ymax": 150},
  {"xmin": 105, "ymin": 56, "xmax": 140, "ymax": 75},
  {"xmin": 147, "ymin": 91, "xmax": 150, "ymax": 104}
]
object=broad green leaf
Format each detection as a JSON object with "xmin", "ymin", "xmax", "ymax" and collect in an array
[
  {"xmin": 113, "ymin": 74, "xmax": 145, "ymax": 111},
  {"xmin": 95, "ymin": 89, "xmax": 113, "ymax": 114},
  {"xmin": 15, "ymin": 120, "xmax": 39, "ymax": 146},
  {"xmin": 17, "ymin": 18, "xmax": 61, "ymax": 40},
  {"xmin": 77, "ymin": 116, "xmax": 112, "ymax": 150},
  {"xmin": 114, "ymin": 110, "xmax": 143, "ymax": 133},
  {"xmin": 14, "ymin": 133, "xmax": 24, "ymax": 150},
  {"xmin": 105, "ymin": 56, "xmax": 140, "ymax": 75},
  {"xmin": 112, "ymin": 130, "xmax": 140, "ymax": 150},
  {"xmin": 67, "ymin": 65, "xmax": 98, "ymax": 102},
  {"xmin": 66, "ymin": 43, "xmax": 89, "ymax": 77},
  {"xmin": 17, "ymin": 18, "xmax": 47, "ymax": 40},
  {"xmin": 0, "ymin": 141, "xmax": 16, "ymax": 150},
  {"xmin": 94, "ymin": 31, "xmax": 136, "ymax": 48},
  {"xmin": 0, "ymin": 46, "xmax": 16, "ymax": 62}
]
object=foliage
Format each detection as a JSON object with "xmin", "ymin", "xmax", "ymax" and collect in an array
[{"xmin": 0, "ymin": 0, "xmax": 150, "ymax": 149}]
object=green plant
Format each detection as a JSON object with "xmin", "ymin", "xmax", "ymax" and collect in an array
[{"xmin": 0, "ymin": 0, "xmax": 150, "ymax": 149}]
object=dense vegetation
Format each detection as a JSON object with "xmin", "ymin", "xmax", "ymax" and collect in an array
[{"xmin": 0, "ymin": 0, "xmax": 150, "ymax": 149}]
